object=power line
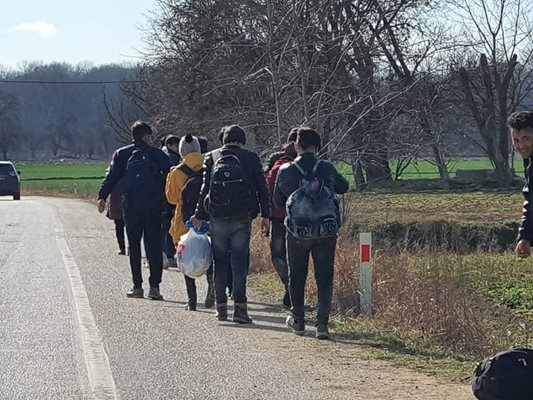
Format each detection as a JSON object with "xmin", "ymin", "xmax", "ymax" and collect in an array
[{"xmin": 0, "ymin": 79, "xmax": 145, "ymax": 85}]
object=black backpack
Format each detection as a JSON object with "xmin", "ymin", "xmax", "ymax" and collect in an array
[
  {"xmin": 285, "ymin": 160, "xmax": 340, "ymax": 240},
  {"xmin": 123, "ymin": 147, "xmax": 162, "ymax": 210},
  {"xmin": 472, "ymin": 348, "xmax": 533, "ymax": 400},
  {"xmin": 178, "ymin": 164, "xmax": 203, "ymax": 223},
  {"xmin": 208, "ymin": 149, "xmax": 250, "ymax": 218}
]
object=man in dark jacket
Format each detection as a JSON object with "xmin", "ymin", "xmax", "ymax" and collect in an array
[
  {"xmin": 274, "ymin": 127, "xmax": 349, "ymax": 340},
  {"xmin": 192, "ymin": 125, "xmax": 271, "ymax": 324},
  {"xmin": 161, "ymin": 135, "xmax": 181, "ymax": 268},
  {"xmin": 510, "ymin": 111, "xmax": 533, "ymax": 259},
  {"xmin": 98, "ymin": 120, "xmax": 171, "ymax": 300},
  {"xmin": 264, "ymin": 128, "xmax": 298, "ymax": 308}
]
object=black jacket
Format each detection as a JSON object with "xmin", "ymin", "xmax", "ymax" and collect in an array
[
  {"xmin": 273, "ymin": 153, "xmax": 349, "ymax": 209},
  {"xmin": 519, "ymin": 158, "xmax": 533, "ymax": 242},
  {"xmin": 167, "ymin": 148, "xmax": 181, "ymax": 166},
  {"xmin": 195, "ymin": 145, "xmax": 271, "ymax": 220},
  {"xmin": 98, "ymin": 140, "xmax": 172, "ymax": 201},
  {"xmin": 265, "ymin": 143, "xmax": 297, "ymax": 173}
]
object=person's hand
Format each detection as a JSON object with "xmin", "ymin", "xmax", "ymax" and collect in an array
[
  {"xmin": 97, "ymin": 199, "xmax": 106, "ymax": 214},
  {"xmin": 191, "ymin": 216, "xmax": 203, "ymax": 231},
  {"xmin": 516, "ymin": 239, "xmax": 531, "ymax": 259},
  {"xmin": 260, "ymin": 218, "xmax": 270, "ymax": 237}
]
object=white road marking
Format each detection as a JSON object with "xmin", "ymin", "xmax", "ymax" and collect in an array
[{"xmin": 54, "ymin": 216, "xmax": 119, "ymax": 400}]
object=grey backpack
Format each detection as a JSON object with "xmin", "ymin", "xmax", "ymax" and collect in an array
[{"xmin": 285, "ymin": 161, "xmax": 340, "ymax": 240}]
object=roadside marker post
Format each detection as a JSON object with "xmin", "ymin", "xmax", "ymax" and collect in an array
[{"xmin": 359, "ymin": 232, "xmax": 373, "ymax": 315}]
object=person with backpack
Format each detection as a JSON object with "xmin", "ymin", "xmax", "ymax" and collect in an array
[
  {"xmin": 274, "ymin": 127, "xmax": 349, "ymax": 340},
  {"xmin": 98, "ymin": 120, "xmax": 171, "ymax": 300},
  {"xmin": 166, "ymin": 134, "xmax": 215, "ymax": 310},
  {"xmin": 265, "ymin": 129, "xmax": 298, "ymax": 308},
  {"xmin": 192, "ymin": 125, "xmax": 271, "ymax": 324}
]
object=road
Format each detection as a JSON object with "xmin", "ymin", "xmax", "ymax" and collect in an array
[{"xmin": 0, "ymin": 197, "xmax": 473, "ymax": 400}]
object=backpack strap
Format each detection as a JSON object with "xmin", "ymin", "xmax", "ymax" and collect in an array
[
  {"xmin": 177, "ymin": 163, "xmax": 198, "ymax": 177},
  {"xmin": 294, "ymin": 160, "xmax": 321, "ymax": 178}
]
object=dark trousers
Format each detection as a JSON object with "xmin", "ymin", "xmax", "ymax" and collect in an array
[
  {"xmin": 114, "ymin": 219, "xmax": 125, "ymax": 251},
  {"xmin": 287, "ymin": 234, "xmax": 336, "ymax": 325},
  {"xmin": 124, "ymin": 208, "xmax": 163, "ymax": 288},
  {"xmin": 162, "ymin": 207, "xmax": 176, "ymax": 259},
  {"xmin": 184, "ymin": 264, "xmax": 214, "ymax": 304},
  {"xmin": 270, "ymin": 219, "xmax": 289, "ymax": 287},
  {"xmin": 210, "ymin": 217, "xmax": 252, "ymax": 304}
]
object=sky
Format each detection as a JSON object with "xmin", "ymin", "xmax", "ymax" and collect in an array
[{"xmin": 0, "ymin": 0, "xmax": 156, "ymax": 69}]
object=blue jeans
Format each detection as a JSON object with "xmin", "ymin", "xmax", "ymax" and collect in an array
[{"xmin": 210, "ymin": 217, "xmax": 251, "ymax": 304}]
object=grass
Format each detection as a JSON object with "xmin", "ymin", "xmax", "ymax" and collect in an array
[
  {"xmin": 339, "ymin": 158, "xmax": 525, "ymax": 180},
  {"xmin": 13, "ymin": 162, "xmax": 108, "ymax": 198},
  {"xmin": 346, "ymin": 192, "xmax": 522, "ymax": 223}
]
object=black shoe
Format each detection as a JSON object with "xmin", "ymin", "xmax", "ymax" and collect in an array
[
  {"xmin": 185, "ymin": 302, "xmax": 197, "ymax": 311},
  {"xmin": 316, "ymin": 324, "xmax": 331, "ymax": 340},
  {"xmin": 204, "ymin": 284, "xmax": 215, "ymax": 309},
  {"xmin": 216, "ymin": 303, "xmax": 228, "ymax": 321},
  {"xmin": 127, "ymin": 287, "xmax": 144, "ymax": 298},
  {"xmin": 148, "ymin": 287, "xmax": 163, "ymax": 301},
  {"xmin": 233, "ymin": 302, "xmax": 253, "ymax": 324},
  {"xmin": 286, "ymin": 315, "xmax": 305, "ymax": 335},
  {"xmin": 282, "ymin": 291, "xmax": 291, "ymax": 308}
]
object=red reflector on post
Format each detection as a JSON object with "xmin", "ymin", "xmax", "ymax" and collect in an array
[{"xmin": 361, "ymin": 244, "xmax": 371, "ymax": 263}]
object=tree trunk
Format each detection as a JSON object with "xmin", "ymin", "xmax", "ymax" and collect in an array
[
  {"xmin": 431, "ymin": 144, "xmax": 449, "ymax": 181},
  {"xmin": 1, "ymin": 150, "xmax": 7, "ymax": 160},
  {"xmin": 352, "ymin": 157, "xmax": 366, "ymax": 192}
]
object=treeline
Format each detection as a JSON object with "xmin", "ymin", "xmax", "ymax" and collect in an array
[
  {"xmin": 121, "ymin": 0, "xmax": 533, "ymax": 188},
  {"xmin": 0, "ymin": 62, "xmax": 136, "ymax": 160}
]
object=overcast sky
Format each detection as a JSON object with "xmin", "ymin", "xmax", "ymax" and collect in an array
[{"xmin": 1, "ymin": 0, "xmax": 155, "ymax": 69}]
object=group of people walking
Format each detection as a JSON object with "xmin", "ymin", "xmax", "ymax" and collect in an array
[{"xmin": 97, "ymin": 120, "xmax": 348, "ymax": 340}]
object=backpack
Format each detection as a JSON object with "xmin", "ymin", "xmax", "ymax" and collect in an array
[
  {"xmin": 267, "ymin": 155, "xmax": 294, "ymax": 219},
  {"xmin": 208, "ymin": 149, "xmax": 250, "ymax": 218},
  {"xmin": 178, "ymin": 164, "xmax": 203, "ymax": 224},
  {"xmin": 472, "ymin": 348, "xmax": 533, "ymax": 400},
  {"xmin": 285, "ymin": 160, "xmax": 340, "ymax": 240},
  {"xmin": 123, "ymin": 147, "xmax": 163, "ymax": 210}
]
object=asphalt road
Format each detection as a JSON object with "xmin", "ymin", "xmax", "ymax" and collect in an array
[{"xmin": 0, "ymin": 196, "xmax": 473, "ymax": 400}]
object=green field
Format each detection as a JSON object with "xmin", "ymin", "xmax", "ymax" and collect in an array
[
  {"xmin": 339, "ymin": 158, "xmax": 525, "ymax": 180},
  {"xmin": 16, "ymin": 163, "xmax": 108, "ymax": 197}
]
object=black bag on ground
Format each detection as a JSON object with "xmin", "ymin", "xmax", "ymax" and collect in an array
[
  {"xmin": 472, "ymin": 348, "xmax": 533, "ymax": 400},
  {"xmin": 208, "ymin": 149, "xmax": 250, "ymax": 218},
  {"xmin": 285, "ymin": 160, "xmax": 340, "ymax": 240},
  {"xmin": 123, "ymin": 148, "xmax": 162, "ymax": 210},
  {"xmin": 178, "ymin": 164, "xmax": 203, "ymax": 223}
]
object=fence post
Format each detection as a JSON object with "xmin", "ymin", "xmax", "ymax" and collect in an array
[{"xmin": 359, "ymin": 232, "xmax": 373, "ymax": 315}]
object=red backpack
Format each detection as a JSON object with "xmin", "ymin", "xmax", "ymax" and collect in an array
[{"xmin": 267, "ymin": 155, "xmax": 293, "ymax": 219}]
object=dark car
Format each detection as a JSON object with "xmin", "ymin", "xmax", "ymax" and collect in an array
[{"xmin": 0, "ymin": 161, "xmax": 21, "ymax": 200}]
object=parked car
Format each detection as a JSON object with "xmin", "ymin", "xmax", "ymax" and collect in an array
[{"xmin": 0, "ymin": 161, "xmax": 21, "ymax": 200}]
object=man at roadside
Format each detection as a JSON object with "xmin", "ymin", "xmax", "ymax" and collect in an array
[
  {"xmin": 192, "ymin": 125, "xmax": 271, "ymax": 323},
  {"xmin": 274, "ymin": 127, "xmax": 349, "ymax": 340},
  {"xmin": 511, "ymin": 111, "xmax": 533, "ymax": 259},
  {"xmin": 97, "ymin": 120, "xmax": 171, "ymax": 300}
]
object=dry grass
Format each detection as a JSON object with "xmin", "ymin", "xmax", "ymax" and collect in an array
[{"xmin": 250, "ymin": 226, "xmax": 531, "ymax": 365}]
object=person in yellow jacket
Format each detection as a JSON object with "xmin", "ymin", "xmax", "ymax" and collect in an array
[{"xmin": 165, "ymin": 134, "xmax": 215, "ymax": 310}]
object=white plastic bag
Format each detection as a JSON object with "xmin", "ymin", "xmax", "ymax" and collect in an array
[{"xmin": 176, "ymin": 229, "xmax": 212, "ymax": 278}]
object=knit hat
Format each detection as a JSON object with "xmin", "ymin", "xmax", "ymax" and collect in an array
[
  {"xmin": 222, "ymin": 125, "xmax": 246, "ymax": 145},
  {"xmin": 179, "ymin": 134, "xmax": 201, "ymax": 158}
]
